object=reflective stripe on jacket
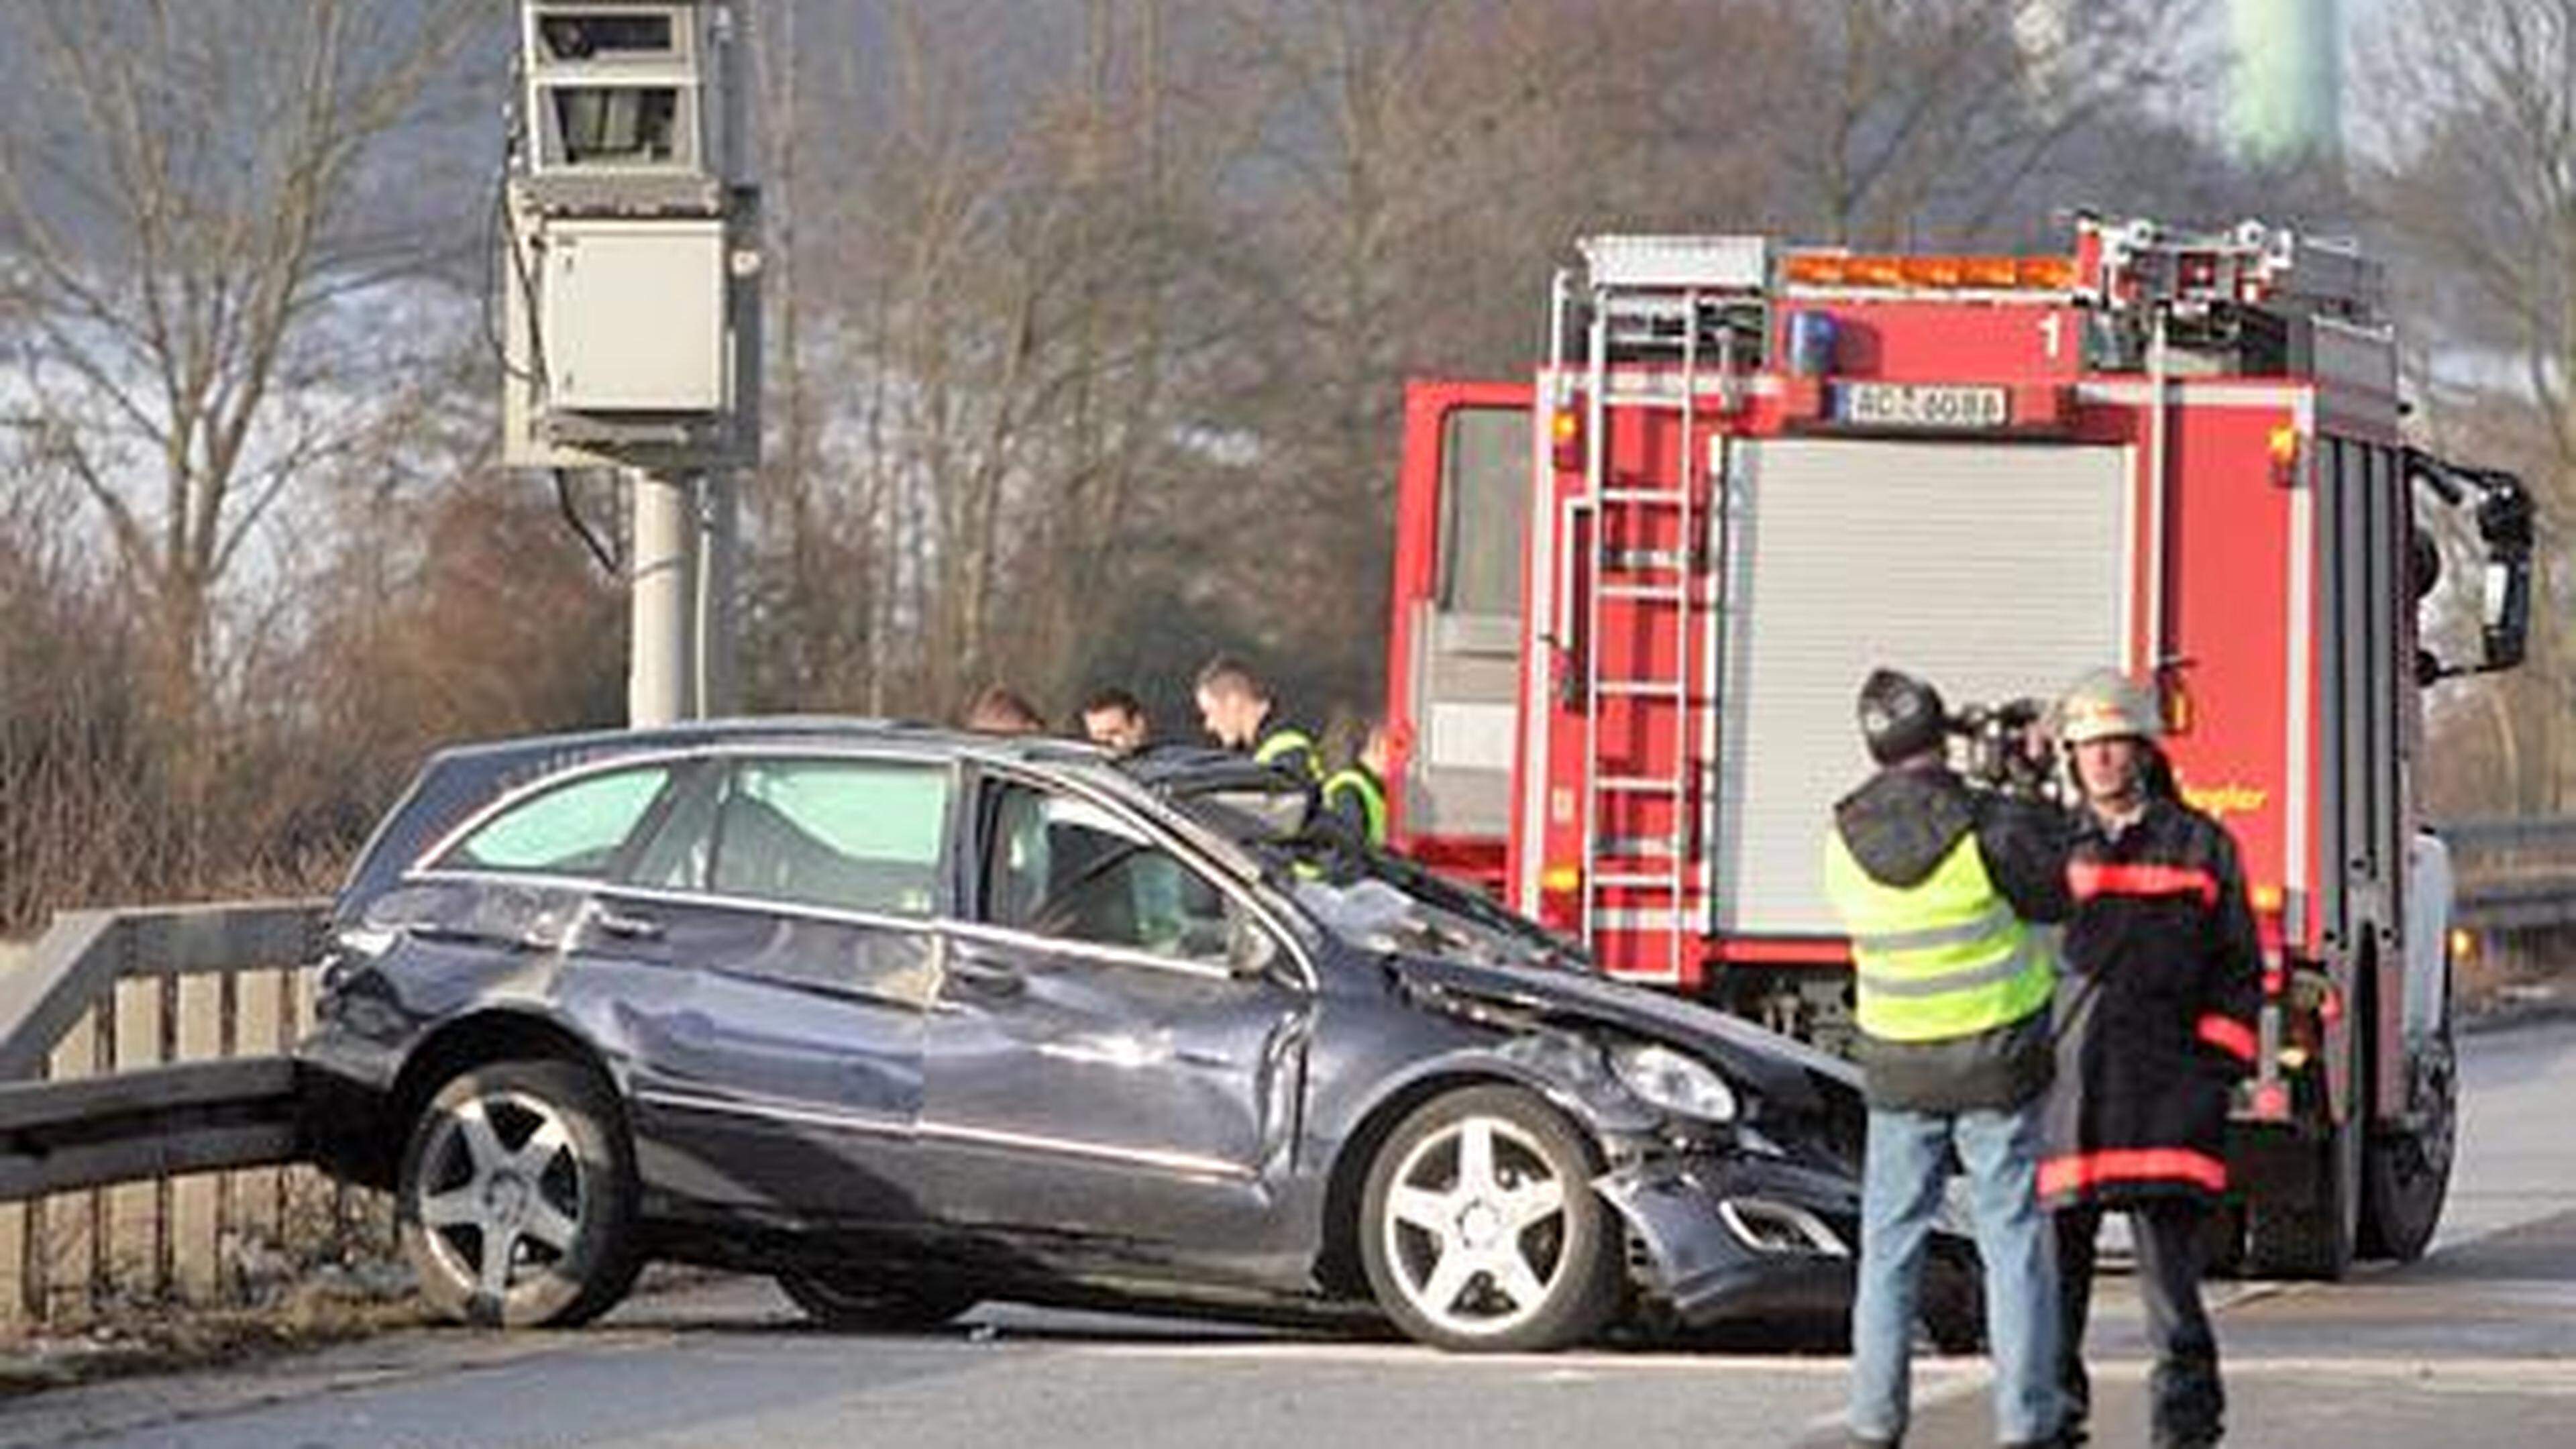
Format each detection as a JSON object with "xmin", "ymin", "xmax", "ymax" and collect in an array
[
  {"xmin": 1320, "ymin": 765, "xmax": 1387, "ymax": 845},
  {"xmin": 1824, "ymin": 830, "xmax": 2055, "ymax": 1044},
  {"xmin": 1252, "ymin": 726, "xmax": 1320, "ymax": 780}
]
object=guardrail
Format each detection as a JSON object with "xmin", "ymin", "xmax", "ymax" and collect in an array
[
  {"xmin": 0, "ymin": 900, "xmax": 331, "ymax": 1324},
  {"xmin": 2441, "ymin": 817, "xmax": 2576, "ymax": 931}
]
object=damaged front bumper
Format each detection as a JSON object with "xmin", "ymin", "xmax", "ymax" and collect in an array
[{"xmin": 1596, "ymin": 1153, "xmax": 1979, "ymax": 1334}]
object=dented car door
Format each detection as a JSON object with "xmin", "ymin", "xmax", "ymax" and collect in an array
[{"xmin": 918, "ymin": 773, "xmax": 1311, "ymax": 1272}]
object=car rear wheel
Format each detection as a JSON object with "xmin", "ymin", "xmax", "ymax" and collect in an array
[
  {"xmin": 398, "ymin": 1059, "xmax": 641, "ymax": 1328},
  {"xmin": 775, "ymin": 1267, "xmax": 981, "ymax": 1332},
  {"xmin": 1358, "ymin": 1085, "xmax": 1621, "ymax": 1352}
]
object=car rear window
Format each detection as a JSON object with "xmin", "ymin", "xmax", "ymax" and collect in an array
[{"xmin": 434, "ymin": 765, "xmax": 675, "ymax": 877}]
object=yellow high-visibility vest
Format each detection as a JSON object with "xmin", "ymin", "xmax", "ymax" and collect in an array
[
  {"xmin": 1822, "ymin": 830, "xmax": 2053, "ymax": 1042},
  {"xmin": 1254, "ymin": 727, "xmax": 1320, "ymax": 779},
  {"xmin": 1321, "ymin": 765, "xmax": 1387, "ymax": 845}
]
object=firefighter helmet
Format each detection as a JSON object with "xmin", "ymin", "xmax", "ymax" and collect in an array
[
  {"xmin": 2056, "ymin": 668, "xmax": 2161, "ymax": 745},
  {"xmin": 1857, "ymin": 669, "xmax": 1947, "ymax": 764}
]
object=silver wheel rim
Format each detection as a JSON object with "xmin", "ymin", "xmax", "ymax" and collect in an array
[
  {"xmin": 1380, "ymin": 1113, "xmax": 1572, "ymax": 1338},
  {"xmin": 414, "ymin": 1087, "xmax": 586, "ymax": 1303}
]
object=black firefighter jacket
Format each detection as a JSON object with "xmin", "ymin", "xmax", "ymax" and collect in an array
[
  {"xmin": 1832, "ymin": 764, "xmax": 2075, "ymax": 1114},
  {"xmin": 2042, "ymin": 792, "xmax": 2263, "ymax": 1208}
]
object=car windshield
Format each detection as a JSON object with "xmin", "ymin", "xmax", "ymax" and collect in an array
[{"xmin": 1152, "ymin": 769, "xmax": 1591, "ymax": 975}]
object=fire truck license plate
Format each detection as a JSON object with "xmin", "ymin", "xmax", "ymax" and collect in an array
[{"xmin": 1833, "ymin": 382, "xmax": 2010, "ymax": 430}]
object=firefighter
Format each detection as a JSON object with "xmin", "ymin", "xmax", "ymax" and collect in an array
[
  {"xmin": 2045, "ymin": 668, "xmax": 2260, "ymax": 1449},
  {"xmin": 1320, "ymin": 717, "xmax": 1391, "ymax": 847},
  {"xmin": 1080, "ymin": 686, "xmax": 1152, "ymax": 755},
  {"xmin": 1193, "ymin": 656, "xmax": 1319, "ymax": 780},
  {"xmin": 1823, "ymin": 669, "xmax": 2073, "ymax": 1449}
]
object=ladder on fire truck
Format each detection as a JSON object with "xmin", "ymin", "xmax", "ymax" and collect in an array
[{"xmin": 1554, "ymin": 237, "xmax": 1767, "ymax": 980}]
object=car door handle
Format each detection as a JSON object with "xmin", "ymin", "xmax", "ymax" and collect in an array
[
  {"xmin": 946, "ymin": 957, "xmax": 1025, "ymax": 997},
  {"xmin": 594, "ymin": 908, "xmax": 665, "ymax": 941}
]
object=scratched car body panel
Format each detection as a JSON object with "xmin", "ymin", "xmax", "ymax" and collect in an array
[{"xmin": 299, "ymin": 721, "xmax": 1978, "ymax": 1348}]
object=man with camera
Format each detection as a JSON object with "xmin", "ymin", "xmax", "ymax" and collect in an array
[
  {"xmin": 1823, "ymin": 669, "xmax": 2074, "ymax": 1449},
  {"xmin": 2043, "ymin": 670, "xmax": 2260, "ymax": 1449}
]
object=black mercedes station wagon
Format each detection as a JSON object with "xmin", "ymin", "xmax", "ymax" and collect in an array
[{"xmin": 300, "ymin": 722, "xmax": 1976, "ymax": 1351}]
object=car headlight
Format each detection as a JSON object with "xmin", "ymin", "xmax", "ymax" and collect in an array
[{"xmin": 1608, "ymin": 1041, "xmax": 1739, "ymax": 1122}]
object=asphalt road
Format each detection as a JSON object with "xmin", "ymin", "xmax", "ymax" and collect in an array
[{"xmin": 8, "ymin": 1015, "xmax": 2575, "ymax": 1449}]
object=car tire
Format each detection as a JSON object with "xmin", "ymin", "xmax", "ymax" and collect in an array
[
  {"xmin": 775, "ymin": 1267, "xmax": 981, "ymax": 1332},
  {"xmin": 398, "ymin": 1059, "xmax": 641, "ymax": 1328},
  {"xmin": 1358, "ymin": 1084, "xmax": 1621, "ymax": 1352}
]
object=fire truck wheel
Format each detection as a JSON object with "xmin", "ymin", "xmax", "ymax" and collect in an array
[
  {"xmin": 2360, "ymin": 958, "xmax": 2457, "ymax": 1261},
  {"xmin": 1358, "ymin": 1085, "xmax": 1623, "ymax": 1352}
]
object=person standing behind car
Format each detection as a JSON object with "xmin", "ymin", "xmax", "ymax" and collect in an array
[
  {"xmin": 1080, "ymin": 686, "xmax": 1152, "ymax": 756},
  {"xmin": 1320, "ymin": 716, "xmax": 1392, "ymax": 847},
  {"xmin": 1193, "ymin": 655, "xmax": 1320, "ymax": 781},
  {"xmin": 2045, "ymin": 669, "xmax": 2259, "ymax": 1449},
  {"xmin": 1823, "ymin": 668, "xmax": 2073, "ymax": 1449}
]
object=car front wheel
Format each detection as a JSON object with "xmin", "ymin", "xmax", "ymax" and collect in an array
[
  {"xmin": 1358, "ymin": 1085, "xmax": 1621, "ymax": 1352},
  {"xmin": 398, "ymin": 1059, "xmax": 641, "ymax": 1328}
]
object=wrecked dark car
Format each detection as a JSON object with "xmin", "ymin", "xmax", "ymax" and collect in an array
[{"xmin": 300, "ymin": 722, "xmax": 1978, "ymax": 1351}]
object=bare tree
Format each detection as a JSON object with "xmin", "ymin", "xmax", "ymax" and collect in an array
[
  {"xmin": 0, "ymin": 0, "xmax": 484, "ymax": 765},
  {"xmin": 2363, "ymin": 0, "xmax": 2576, "ymax": 810},
  {"xmin": 1725, "ymin": 0, "xmax": 2213, "ymax": 247}
]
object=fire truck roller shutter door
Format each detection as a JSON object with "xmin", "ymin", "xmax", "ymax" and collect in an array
[{"xmin": 1718, "ymin": 439, "xmax": 2132, "ymax": 934}]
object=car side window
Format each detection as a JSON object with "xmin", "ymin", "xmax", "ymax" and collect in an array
[
  {"xmin": 435, "ymin": 765, "xmax": 674, "ymax": 877},
  {"xmin": 982, "ymin": 783, "xmax": 1237, "ymax": 964},
  {"xmin": 709, "ymin": 758, "xmax": 948, "ymax": 917},
  {"xmin": 623, "ymin": 764, "xmax": 723, "ymax": 892}
]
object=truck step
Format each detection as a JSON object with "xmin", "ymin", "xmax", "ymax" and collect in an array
[
  {"xmin": 1595, "ymin": 775, "xmax": 1683, "ymax": 794},
  {"xmin": 1595, "ymin": 680, "xmax": 1687, "ymax": 698}
]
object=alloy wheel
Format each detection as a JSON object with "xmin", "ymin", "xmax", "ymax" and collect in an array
[{"xmin": 1378, "ymin": 1112, "xmax": 1574, "ymax": 1339}]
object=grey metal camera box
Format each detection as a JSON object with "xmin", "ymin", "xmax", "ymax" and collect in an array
[{"xmin": 541, "ymin": 218, "xmax": 726, "ymax": 411}]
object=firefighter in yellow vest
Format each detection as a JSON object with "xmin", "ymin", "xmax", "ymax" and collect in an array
[
  {"xmin": 1193, "ymin": 655, "xmax": 1320, "ymax": 782},
  {"xmin": 1823, "ymin": 669, "xmax": 2075, "ymax": 1449},
  {"xmin": 1320, "ymin": 717, "xmax": 1392, "ymax": 848}
]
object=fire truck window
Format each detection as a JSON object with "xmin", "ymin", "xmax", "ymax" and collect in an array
[{"xmin": 1438, "ymin": 407, "xmax": 1528, "ymax": 616}]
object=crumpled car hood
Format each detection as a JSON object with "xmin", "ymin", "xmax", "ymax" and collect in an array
[{"xmin": 1385, "ymin": 952, "xmax": 1860, "ymax": 1114}]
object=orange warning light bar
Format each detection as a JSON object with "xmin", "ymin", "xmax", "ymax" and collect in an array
[{"xmin": 1782, "ymin": 251, "xmax": 2081, "ymax": 292}]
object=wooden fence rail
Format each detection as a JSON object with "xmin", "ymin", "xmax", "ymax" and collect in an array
[{"xmin": 0, "ymin": 900, "xmax": 337, "ymax": 1329}]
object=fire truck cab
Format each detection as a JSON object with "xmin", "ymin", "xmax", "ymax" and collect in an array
[{"xmin": 1383, "ymin": 217, "xmax": 2533, "ymax": 1279}]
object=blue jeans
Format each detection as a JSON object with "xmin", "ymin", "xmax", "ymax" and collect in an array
[{"xmin": 1849, "ymin": 1102, "xmax": 2061, "ymax": 1445}]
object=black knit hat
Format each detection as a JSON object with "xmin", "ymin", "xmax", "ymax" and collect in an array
[{"xmin": 1857, "ymin": 668, "xmax": 1947, "ymax": 764}]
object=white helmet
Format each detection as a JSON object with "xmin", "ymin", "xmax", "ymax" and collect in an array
[{"xmin": 2056, "ymin": 668, "xmax": 2161, "ymax": 745}]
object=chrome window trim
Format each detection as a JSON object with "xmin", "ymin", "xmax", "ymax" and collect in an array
[
  {"xmin": 411, "ymin": 867, "xmax": 939, "ymax": 934},
  {"xmin": 404, "ymin": 745, "xmax": 1322, "ymax": 991},
  {"xmin": 413, "ymin": 742, "xmax": 969, "ymax": 877},
  {"xmin": 940, "ymin": 918, "xmax": 1244, "ymax": 985}
]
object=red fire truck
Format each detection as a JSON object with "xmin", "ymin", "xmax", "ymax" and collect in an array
[{"xmin": 1382, "ymin": 217, "xmax": 2532, "ymax": 1279}]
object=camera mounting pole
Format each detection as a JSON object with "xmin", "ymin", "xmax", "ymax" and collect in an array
[{"xmin": 502, "ymin": 1, "xmax": 761, "ymax": 725}]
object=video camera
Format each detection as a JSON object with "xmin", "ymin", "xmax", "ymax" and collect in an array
[{"xmin": 1946, "ymin": 696, "xmax": 2061, "ymax": 802}]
